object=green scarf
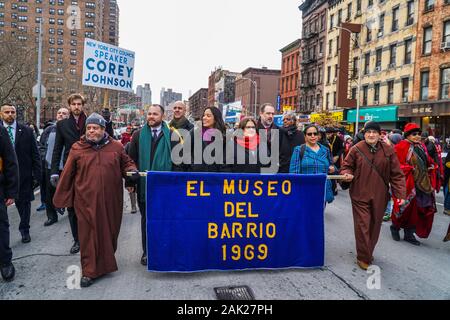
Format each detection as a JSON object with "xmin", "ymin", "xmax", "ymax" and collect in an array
[
  {"xmin": 169, "ymin": 116, "xmax": 188, "ymax": 129},
  {"xmin": 138, "ymin": 123, "xmax": 173, "ymax": 202}
]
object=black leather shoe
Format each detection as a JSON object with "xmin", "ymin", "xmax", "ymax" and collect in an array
[
  {"xmin": 80, "ymin": 276, "xmax": 94, "ymax": 288},
  {"xmin": 21, "ymin": 234, "xmax": 31, "ymax": 244},
  {"xmin": 70, "ymin": 241, "xmax": 80, "ymax": 254},
  {"xmin": 140, "ymin": 254, "xmax": 147, "ymax": 266},
  {"xmin": 390, "ymin": 225, "xmax": 401, "ymax": 241},
  {"xmin": 404, "ymin": 229, "xmax": 421, "ymax": 246},
  {"xmin": 0, "ymin": 263, "xmax": 15, "ymax": 282},
  {"xmin": 44, "ymin": 219, "xmax": 58, "ymax": 227}
]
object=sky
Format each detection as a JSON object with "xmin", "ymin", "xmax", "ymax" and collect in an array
[{"xmin": 117, "ymin": 0, "xmax": 302, "ymax": 102}]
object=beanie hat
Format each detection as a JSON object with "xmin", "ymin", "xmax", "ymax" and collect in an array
[
  {"xmin": 388, "ymin": 133, "xmax": 403, "ymax": 145},
  {"xmin": 364, "ymin": 121, "xmax": 381, "ymax": 133},
  {"xmin": 86, "ymin": 113, "xmax": 106, "ymax": 128},
  {"xmin": 344, "ymin": 135, "xmax": 352, "ymax": 141},
  {"xmin": 403, "ymin": 123, "xmax": 421, "ymax": 137}
]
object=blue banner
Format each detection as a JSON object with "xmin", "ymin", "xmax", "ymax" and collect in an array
[{"xmin": 146, "ymin": 172, "xmax": 326, "ymax": 272}]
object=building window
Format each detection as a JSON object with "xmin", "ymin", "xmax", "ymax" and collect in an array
[
  {"xmin": 443, "ymin": 21, "xmax": 450, "ymax": 43},
  {"xmin": 364, "ymin": 52, "xmax": 370, "ymax": 75},
  {"xmin": 425, "ymin": 0, "xmax": 435, "ymax": 12},
  {"xmin": 392, "ymin": 7, "xmax": 399, "ymax": 32},
  {"xmin": 329, "ymin": 39, "xmax": 333, "ymax": 55},
  {"xmin": 404, "ymin": 39, "xmax": 412, "ymax": 64},
  {"xmin": 406, "ymin": 1, "xmax": 414, "ymax": 26},
  {"xmin": 387, "ymin": 81, "xmax": 394, "ymax": 104},
  {"xmin": 327, "ymin": 66, "xmax": 331, "ymax": 84},
  {"xmin": 379, "ymin": 13, "xmax": 385, "ymax": 36},
  {"xmin": 363, "ymin": 85, "xmax": 368, "ymax": 106},
  {"xmin": 326, "ymin": 93, "xmax": 330, "ymax": 109},
  {"xmin": 402, "ymin": 78, "xmax": 409, "ymax": 101},
  {"xmin": 389, "ymin": 44, "xmax": 397, "ymax": 66},
  {"xmin": 347, "ymin": 3, "xmax": 352, "ymax": 21},
  {"xmin": 374, "ymin": 83, "xmax": 380, "ymax": 102},
  {"xmin": 440, "ymin": 67, "xmax": 450, "ymax": 99},
  {"xmin": 420, "ymin": 71, "xmax": 430, "ymax": 100},
  {"xmin": 423, "ymin": 27, "xmax": 432, "ymax": 55},
  {"xmin": 330, "ymin": 14, "xmax": 334, "ymax": 29},
  {"xmin": 375, "ymin": 49, "xmax": 382, "ymax": 71},
  {"xmin": 366, "ymin": 26, "xmax": 372, "ymax": 42}
]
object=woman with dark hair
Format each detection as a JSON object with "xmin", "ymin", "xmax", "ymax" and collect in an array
[
  {"xmin": 189, "ymin": 107, "xmax": 228, "ymax": 172},
  {"xmin": 290, "ymin": 124, "xmax": 336, "ymax": 204},
  {"xmin": 228, "ymin": 117, "xmax": 262, "ymax": 173}
]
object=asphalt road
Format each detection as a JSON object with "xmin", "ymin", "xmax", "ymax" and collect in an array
[{"xmin": 0, "ymin": 188, "xmax": 449, "ymax": 300}]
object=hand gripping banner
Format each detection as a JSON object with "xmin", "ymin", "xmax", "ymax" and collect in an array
[{"xmin": 146, "ymin": 172, "xmax": 326, "ymax": 272}]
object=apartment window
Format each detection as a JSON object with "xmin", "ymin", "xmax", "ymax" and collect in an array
[
  {"xmin": 425, "ymin": 0, "xmax": 435, "ymax": 12},
  {"xmin": 404, "ymin": 39, "xmax": 412, "ymax": 64},
  {"xmin": 337, "ymin": 9, "xmax": 342, "ymax": 25},
  {"xmin": 316, "ymin": 94, "xmax": 321, "ymax": 107},
  {"xmin": 327, "ymin": 66, "xmax": 331, "ymax": 84},
  {"xmin": 375, "ymin": 49, "xmax": 382, "ymax": 70},
  {"xmin": 368, "ymin": 0, "xmax": 373, "ymax": 7},
  {"xmin": 329, "ymin": 39, "xmax": 333, "ymax": 55},
  {"xmin": 364, "ymin": 52, "xmax": 370, "ymax": 74},
  {"xmin": 402, "ymin": 78, "xmax": 409, "ymax": 101},
  {"xmin": 318, "ymin": 67, "xmax": 322, "ymax": 83},
  {"xmin": 333, "ymin": 92, "xmax": 336, "ymax": 108},
  {"xmin": 392, "ymin": 7, "xmax": 399, "ymax": 32},
  {"xmin": 440, "ymin": 67, "xmax": 450, "ymax": 99},
  {"xmin": 334, "ymin": 64, "xmax": 338, "ymax": 80},
  {"xmin": 420, "ymin": 71, "xmax": 430, "ymax": 100},
  {"xmin": 330, "ymin": 14, "xmax": 334, "ymax": 29},
  {"xmin": 336, "ymin": 36, "xmax": 340, "ymax": 55},
  {"xmin": 366, "ymin": 26, "xmax": 372, "ymax": 42},
  {"xmin": 352, "ymin": 87, "xmax": 357, "ymax": 99},
  {"xmin": 389, "ymin": 44, "xmax": 397, "ymax": 65},
  {"xmin": 406, "ymin": 1, "xmax": 414, "ymax": 26},
  {"xmin": 443, "ymin": 21, "xmax": 450, "ymax": 43},
  {"xmin": 320, "ymin": 14, "xmax": 325, "ymax": 31},
  {"xmin": 374, "ymin": 83, "xmax": 380, "ymax": 102},
  {"xmin": 326, "ymin": 93, "xmax": 330, "ymax": 109},
  {"xmin": 353, "ymin": 57, "xmax": 359, "ymax": 78},
  {"xmin": 363, "ymin": 85, "xmax": 368, "ymax": 106},
  {"xmin": 356, "ymin": 0, "xmax": 361, "ymax": 13},
  {"xmin": 319, "ymin": 40, "xmax": 323, "ymax": 54},
  {"xmin": 347, "ymin": 3, "xmax": 352, "ymax": 21},
  {"xmin": 378, "ymin": 14, "xmax": 385, "ymax": 36},
  {"xmin": 423, "ymin": 27, "xmax": 432, "ymax": 55},
  {"xmin": 387, "ymin": 80, "xmax": 394, "ymax": 104}
]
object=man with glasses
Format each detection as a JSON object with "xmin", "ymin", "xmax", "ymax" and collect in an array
[{"xmin": 341, "ymin": 121, "xmax": 406, "ymax": 270}]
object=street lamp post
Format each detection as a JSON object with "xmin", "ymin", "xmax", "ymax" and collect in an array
[
  {"xmin": 240, "ymin": 77, "xmax": 258, "ymax": 117},
  {"xmin": 332, "ymin": 26, "xmax": 362, "ymax": 135}
]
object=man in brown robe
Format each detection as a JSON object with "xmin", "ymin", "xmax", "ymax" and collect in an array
[
  {"xmin": 54, "ymin": 113, "xmax": 137, "ymax": 287},
  {"xmin": 341, "ymin": 121, "xmax": 406, "ymax": 270}
]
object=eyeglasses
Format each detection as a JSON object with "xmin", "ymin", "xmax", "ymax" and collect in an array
[
  {"xmin": 306, "ymin": 132, "xmax": 319, "ymax": 137},
  {"xmin": 411, "ymin": 132, "xmax": 422, "ymax": 137}
]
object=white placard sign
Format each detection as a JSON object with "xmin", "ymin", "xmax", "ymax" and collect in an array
[{"xmin": 82, "ymin": 38, "xmax": 135, "ymax": 92}]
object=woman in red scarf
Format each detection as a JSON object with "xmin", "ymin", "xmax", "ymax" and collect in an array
[
  {"xmin": 229, "ymin": 117, "xmax": 262, "ymax": 173},
  {"xmin": 392, "ymin": 123, "xmax": 437, "ymax": 245}
]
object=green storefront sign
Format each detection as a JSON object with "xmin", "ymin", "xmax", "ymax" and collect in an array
[{"xmin": 347, "ymin": 106, "xmax": 399, "ymax": 123}]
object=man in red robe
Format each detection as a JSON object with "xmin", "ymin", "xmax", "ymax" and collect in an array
[
  {"xmin": 392, "ymin": 123, "xmax": 437, "ymax": 246},
  {"xmin": 54, "ymin": 113, "xmax": 137, "ymax": 287}
]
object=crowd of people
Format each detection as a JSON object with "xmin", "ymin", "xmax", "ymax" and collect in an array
[{"xmin": 0, "ymin": 93, "xmax": 449, "ymax": 288}]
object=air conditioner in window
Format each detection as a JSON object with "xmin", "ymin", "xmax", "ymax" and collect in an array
[
  {"xmin": 378, "ymin": 31, "xmax": 383, "ymax": 37},
  {"xmin": 374, "ymin": 100, "xmax": 379, "ymax": 105},
  {"xmin": 402, "ymin": 97, "xmax": 408, "ymax": 103},
  {"xmin": 318, "ymin": 52, "xmax": 323, "ymax": 58},
  {"xmin": 332, "ymin": 78, "xmax": 337, "ymax": 83},
  {"xmin": 388, "ymin": 63, "xmax": 396, "ymax": 69},
  {"xmin": 441, "ymin": 42, "xmax": 450, "ymax": 50},
  {"xmin": 375, "ymin": 66, "xmax": 381, "ymax": 72}
]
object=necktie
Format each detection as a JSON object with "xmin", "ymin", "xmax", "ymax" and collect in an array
[
  {"xmin": 152, "ymin": 129, "xmax": 158, "ymax": 141},
  {"xmin": 7, "ymin": 126, "xmax": 14, "ymax": 145}
]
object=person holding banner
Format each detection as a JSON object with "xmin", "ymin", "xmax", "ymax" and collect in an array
[
  {"xmin": 127, "ymin": 104, "xmax": 184, "ymax": 266},
  {"xmin": 340, "ymin": 121, "xmax": 406, "ymax": 270},
  {"xmin": 53, "ymin": 113, "xmax": 137, "ymax": 287},
  {"xmin": 289, "ymin": 124, "xmax": 336, "ymax": 204},
  {"xmin": 228, "ymin": 117, "xmax": 263, "ymax": 173}
]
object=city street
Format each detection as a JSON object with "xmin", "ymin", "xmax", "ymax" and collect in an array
[{"xmin": 0, "ymin": 187, "xmax": 448, "ymax": 300}]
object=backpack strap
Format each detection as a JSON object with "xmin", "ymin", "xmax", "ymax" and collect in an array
[{"xmin": 299, "ymin": 144, "xmax": 306, "ymax": 163}]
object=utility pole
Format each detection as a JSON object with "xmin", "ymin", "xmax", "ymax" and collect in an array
[{"xmin": 36, "ymin": 19, "xmax": 43, "ymax": 129}]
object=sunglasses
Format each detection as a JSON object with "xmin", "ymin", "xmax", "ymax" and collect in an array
[
  {"xmin": 307, "ymin": 132, "xmax": 319, "ymax": 137},
  {"xmin": 411, "ymin": 132, "xmax": 422, "ymax": 137}
]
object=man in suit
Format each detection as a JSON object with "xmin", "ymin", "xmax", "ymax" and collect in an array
[
  {"xmin": 0, "ymin": 125, "xmax": 19, "ymax": 282},
  {"xmin": 1, "ymin": 104, "xmax": 41, "ymax": 244},
  {"xmin": 50, "ymin": 94, "xmax": 87, "ymax": 254}
]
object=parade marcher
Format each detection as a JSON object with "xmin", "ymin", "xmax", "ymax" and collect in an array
[
  {"xmin": 121, "ymin": 126, "xmax": 133, "ymax": 146},
  {"xmin": 127, "ymin": 105, "xmax": 184, "ymax": 266},
  {"xmin": 169, "ymin": 101, "xmax": 194, "ymax": 132},
  {"xmin": 426, "ymin": 135, "xmax": 444, "ymax": 192},
  {"xmin": 54, "ymin": 113, "xmax": 137, "ymax": 287},
  {"xmin": 279, "ymin": 112, "xmax": 305, "ymax": 173},
  {"xmin": 341, "ymin": 121, "xmax": 406, "ymax": 270},
  {"xmin": 344, "ymin": 135, "xmax": 353, "ymax": 158},
  {"xmin": 383, "ymin": 133, "xmax": 404, "ymax": 222},
  {"xmin": 290, "ymin": 124, "xmax": 336, "ymax": 204},
  {"xmin": 257, "ymin": 104, "xmax": 281, "ymax": 161},
  {"xmin": 0, "ymin": 126, "xmax": 19, "ymax": 282},
  {"xmin": 392, "ymin": 123, "xmax": 438, "ymax": 246},
  {"xmin": 443, "ymin": 154, "xmax": 450, "ymax": 242},
  {"xmin": 37, "ymin": 120, "xmax": 57, "ymax": 213},
  {"xmin": 228, "ymin": 117, "xmax": 262, "ymax": 173},
  {"xmin": 101, "ymin": 108, "xmax": 115, "ymax": 138},
  {"xmin": 1, "ymin": 105, "xmax": 41, "ymax": 244},
  {"xmin": 326, "ymin": 127, "xmax": 344, "ymax": 195},
  {"xmin": 41, "ymin": 108, "xmax": 70, "ymax": 227},
  {"xmin": 50, "ymin": 93, "xmax": 87, "ymax": 254},
  {"xmin": 189, "ymin": 107, "xmax": 229, "ymax": 173}
]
